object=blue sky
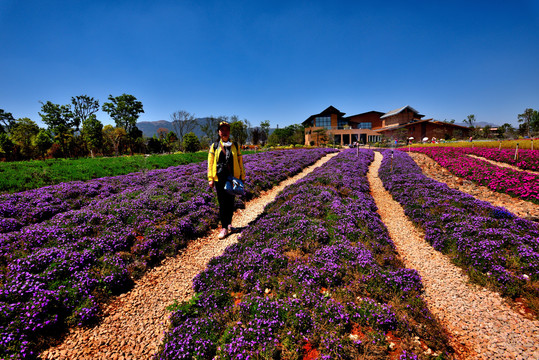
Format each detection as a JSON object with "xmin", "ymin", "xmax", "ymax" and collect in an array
[{"xmin": 1, "ymin": 0, "xmax": 538, "ymax": 129}]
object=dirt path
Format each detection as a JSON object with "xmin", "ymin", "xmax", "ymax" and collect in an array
[
  {"xmin": 368, "ymin": 151, "xmax": 539, "ymax": 360},
  {"xmin": 467, "ymin": 154, "xmax": 539, "ymax": 176},
  {"xmin": 40, "ymin": 152, "xmax": 340, "ymax": 360}
]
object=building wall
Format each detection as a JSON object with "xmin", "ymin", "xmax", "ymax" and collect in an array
[
  {"xmin": 381, "ymin": 122, "xmax": 471, "ymax": 141},
  {"xmin": 382, "ymin": 110, "xmax": 416, "ymax": 127},
  {"xmin": 331, "ymin": 113, "xmax": 339, "ymax": 128},
  {"xmin": 347, "ymin": 112, "xmax": 383, "ymax": 129}
]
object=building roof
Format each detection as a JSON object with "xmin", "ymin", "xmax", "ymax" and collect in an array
[
  {"xmin": 430, "ymin": 120, "xmax": 472, "ymax": 130},
  {"xmin": 375, "ymin": 118, "xmax": 432, "ymax": 132},
  {"xmin": 344, "ymin": 111, "xmax": 385, "ymax": 122},
  {"xmin": 302, "ymin": 105, "xmax": 346, "ymax": 126},
  {"xmin": 380, "ymin": 105, "xmax": 423, "ymax": 119},
  {"xmin": 376, "ymin": 118, "xmax": 473, "ymax": 133}
]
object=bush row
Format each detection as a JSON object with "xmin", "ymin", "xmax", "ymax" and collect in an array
[
  {"xmin": 408, "ymin": 147, "xmax": 539, "ymax": 204},
  {"xmin": 0, "ymin": 152, "xmax": 210, "ymax": 194},
  {"xmin": 379, "ymin": 150, "xmax": 539, "ymax": 315},
  {"xmin": 156, "ymin": 149, "xmax": 454, "ymax": 359},
  {"xmin": 0, "ymin": 148, "xmax": 336, "ymax": 359}
]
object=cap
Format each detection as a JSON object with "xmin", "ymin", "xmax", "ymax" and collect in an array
[{"xmin": 218, "ymin": 121, "xmax": 230, "ymax": 130}]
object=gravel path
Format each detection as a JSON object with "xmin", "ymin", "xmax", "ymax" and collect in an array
[
  {"xmin": 368, "ymin": 151, "xmax": 539, "ymax": 360},
  {"xmin": 467, "ymin": 154, "xmax": 539, "ymax": 176},
  {"xmin": 39, "ymin": 152, "xmax": 339, "ymax": 360}
]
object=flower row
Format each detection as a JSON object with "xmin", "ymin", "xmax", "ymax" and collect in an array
[
  {"xmin": 0, "ymin": 148, "xmax": 336, "ymax": 359},
  {"xmin": 459, "ymin": 146, "xmax": 539, "ymax": 172},
  {"xmin": 409, "ymin": 147, "xmax": 539, "ymax": 204},
  {"xmin": 0, "ymin": 149, "xmax": 332, "ymax": 233},
  {"xmin": 156, "ymin": 149, "xmax": 453, "ymax": 359},
  {"xmin": 379, "ymin": 150, "xmax": 539, "ymax": 309}
]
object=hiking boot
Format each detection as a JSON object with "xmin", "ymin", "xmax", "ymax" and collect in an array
[{"xmin": 218, "ymin": 228, "xmax": 228, "ymax": 239}]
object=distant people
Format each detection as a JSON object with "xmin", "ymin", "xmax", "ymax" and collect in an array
[
  {"xmin": 207, "ymin": 121, "xmax": 246, "ymax": 239},
  {"xmin": 469, "ymin": 136, "xmax": 473, "ymax": 142}
]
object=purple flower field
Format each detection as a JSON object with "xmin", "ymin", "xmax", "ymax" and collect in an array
[
  {"xmin": 408, "ymin": 147, "xmax": 539, "ymax": 204},
  {"xmin": 156, "ymin": 150, "xmax": 453, "ymax": 359},
  {"xmin": 379, "ymin": 150, "xmax": 539, "ymax": 313},
  {"xmin": 0, "ymin": 148, "xmax": 336, "ymax": 359}
]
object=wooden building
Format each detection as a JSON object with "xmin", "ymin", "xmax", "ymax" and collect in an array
[
  {"xmin": 302, "ymin": 106, "xmax": 382, "ymax": 146},
  {"xmin": 303, "ymin": 105, "xmax": 471, "ymax": 146}
]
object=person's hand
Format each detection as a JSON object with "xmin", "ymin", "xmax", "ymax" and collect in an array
[{"xmin": 209, "ymin": 180, "xmax": 214, "ymax": 188}]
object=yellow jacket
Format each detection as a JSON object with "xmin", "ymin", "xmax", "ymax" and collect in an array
[{"xmin": 208, "ymin": 140, "xmax": 245, "ymax": 183}]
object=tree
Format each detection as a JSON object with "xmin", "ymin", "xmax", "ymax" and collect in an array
[
  {"xmin": 170, "ymin": 110, "xmax": 196, "ymax": 149},
  {"xmin": 39, "ymin": 101, "xmax": 74, "ymax": 157},
  {"xmin": 0, "ymin": 109, "xmax": 16, "ymax": 134},
  {"xmin": 34, "ymin": 129, "xmax": 53, "ymax": 159},
  {"xmin": 39, "ymin": 101, "xmax": 74, "ymax": 135},
  {"xmin": 230, "ymin": 119, "xmax": 248, "ymax": 145},
  {"xmin": 0, "ymin": 133, "xmax": 14, "ymax": 160},
  {"xmin": 463, "ymin": 114, "xmax": 476, "ymax": 128},
  {"xmin": 71, "ymin": 95, "xmax": 99, "ymax": 132},
  {"xmin": 482, "ymin": 125, "xmax": 492, "ymax": 139},
  {"xmin": 102, "ymin": 94, "xmax": 144, "ymax": 134},
  {"xmin": 183, "ymin": 132, "xmax": 200, "ymax": 152},
  {"xmin": 157, "ymin": 127, "xmax": 169, "ymax": 140},
  {"xmin": 250, "ymin": 127, "xmax": 262, "ymax": 145},
  {"xmin": 518, "ymin": 108, "xmax": 539, "ymax": 137},
  {"xmin": 103, "ymin": 125, "xmax": 126, "ymax": 156},
  {"xmin": 313, "ymin": 128, "xmax": 328, "ymax": 146},
  {"xmin": 147, "ymin": 136, "xmax": 162, "ymax": 154},
  {"xmin": 11, "ymin": 118, "xmax": 39, "ymax": 159},
  {"xmin": 260, "ymin": 120, "xmax": 270, "ymax": 146},
  {"xmin": 81, "ymin": 114, "xmax": 103, "ymax": 157},
  {"xmin": 166, "ymin": 131, "xmax": 178, "ymax": 152},
  {"xmin": 200, "ymin": 116, "xmax": 221, "ymax": 148}
]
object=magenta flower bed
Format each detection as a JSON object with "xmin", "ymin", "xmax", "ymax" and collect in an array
[
  {"xmin": 460, "ymin": 147, "xmax": 539, "ymax": 172},
  {"xmin": 409, "ymin": 147, "xmax": 539, "ymax": 204},
  {"xmin": 0, "ymin": 148, "xmax": 336, "ymax": 360},
  {"xmin": 156, "ymin": 150, "xmax": 453, "ymax": 359}
]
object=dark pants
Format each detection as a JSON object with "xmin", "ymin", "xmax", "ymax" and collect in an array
[{"xmin": 215, "ymin": 180, "xmax": 235, "ymax": 228}]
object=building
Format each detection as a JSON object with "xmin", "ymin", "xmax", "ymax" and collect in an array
[
  {"xmin": 302, "ymin": 106, "xmax": 383, "ymax": 146},
  {"xmin": 303, "ymin": 105, "xmax": 471, "ymax": 146}
]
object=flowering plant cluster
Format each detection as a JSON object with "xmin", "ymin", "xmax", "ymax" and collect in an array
[
  {"xmin": 0, "ymin": 148, "xmax": 335, "ymax": 359},
  {"xmin": 379, "ymin": 150, "xmax": 539, "ymax": 311},
  {"xmin": 458, "ymin": 146, "xmax": 539, "ymax": 172},
  {"xmin": 156, "ymin": 150, "xmax": 453, "ymax": 359},
  {"xmin": 408, "ymin": 147, "xmax": 539, "ymax": 204}
]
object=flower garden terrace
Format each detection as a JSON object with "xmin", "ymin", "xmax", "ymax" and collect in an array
[
  {"xmin": 156, "ymin": 150, "xmax": 454, "ymax": 360},
  {"xmin": 378, "ymin": 149, "xmax": 539, "ymax": 316},
  {"xmin": 0, "ymin": 148, "xmax": 336, "ymax": 359},
  {"xmin": 405, "ymin": 147, "xmax": 539, "ymax": 204}
]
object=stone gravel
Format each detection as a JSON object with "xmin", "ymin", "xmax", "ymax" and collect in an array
[
  {"xmin": 39, "ymin": 152, "xmax": 339, "ymax": 360},
  {"xmin": 368, "ymin": 151, "xmax": 539, "ymax": 360}
]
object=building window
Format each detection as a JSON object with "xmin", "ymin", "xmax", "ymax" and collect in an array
[
  {"xmin": 315, "ymin": 116, "xmax": 331, "ymax": 129},
  {"xmin": 337, "ymin": 118, "xmax": 348, "ymax": 129},
  {"xmin": 358, "ymin": 122, "xmax": 372, "ymax": 129}
]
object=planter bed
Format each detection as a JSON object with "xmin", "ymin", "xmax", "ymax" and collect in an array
[
  {"xmin": 379, "ymin": 150, "xmax": 539, "ymax": 315},
  {"xmin": 408, "ymin": 147, "xmax": 539, "ymax": 204},
  {"xmin": 0, "ymin": 148, "xmax": 336, "ymax": 359},
  {"xmin": 156, "ymin": 149, "xmax": 453, "ymax": 360}
]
